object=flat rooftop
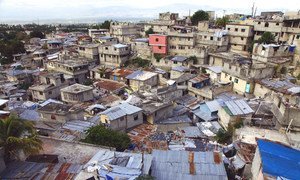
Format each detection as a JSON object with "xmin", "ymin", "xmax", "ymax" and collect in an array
[{"xmin": 61, "ymin": 84, "xmax": 93, "ymax": 94}]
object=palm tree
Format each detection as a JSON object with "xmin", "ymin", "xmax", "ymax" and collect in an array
[
  {"xmin": 98, "ymin": 66, "xmax": 108, "ymax": 78},
  {"xmin": 0, "ymin": 115, "xmax": 42, "ymax": 161}
]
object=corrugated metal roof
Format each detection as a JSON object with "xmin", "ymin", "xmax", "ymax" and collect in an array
[
  {"xmin": 113, "ymin": 43, "xmax": 128, "ymax": 48},
  {"xmin": 171, "ymin": 56, "xmax": 188, "ymax": 62},
  {"xmin": 206, "ymin": 100, "xmax": 221, "ymax": 112},
  {"xmin": 207, "ymin": 66, "xmax": 222, "ymax": 74},
  {"xmin": 84, "ymin": 149, "xmax": 153, "ymax": 179},
  {"xmin": 126, "ymin": 70, "xmax": 157, "ymax": 81},
  {"xmin": 0, "ymin": 99, "xmax": 8, "ymax": 106},
  {"xmin": 224, "ymin": 99, "xmax": 253, "ymax": 116},
  {"xmin": 0, "ymin": 161, "xmax": 82, "ymax": 180},
  {"xmin": 101, "ymin": 102, "xmax": 142, "ymax": 120},
  {"xmin": 172, "ymin": 66, "xmax": 190, "ymax": 72},
  {"xmin": 152, "ymin": 150, "xmax": 227, "ymax": 180}
]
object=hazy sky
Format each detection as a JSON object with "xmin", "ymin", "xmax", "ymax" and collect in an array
[{"xmin": 0, "ymin": 0, "xmax": 299, "ymax": 22}]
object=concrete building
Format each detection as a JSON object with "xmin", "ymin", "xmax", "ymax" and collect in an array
[
  {"xmin": 226, "ymin": 24, "xmax": 254, "ymax": 55},
  {"xmin": 88, "ymin": 29, "xmax": 109, "ymax": 39},
  {"xmin": 167, "ymin": 30, "xmax": 196, "ymax": 56},
  {"xmin": 188, "ymin": 74, "xmax": 232, "ymax": 100},
  {"xmin": 78, "ymin": 44, "xmax": 100, "ymax": 60},
  {"xmin": 96, "ymin": 36, "xmax": 118, "ymax": 45},
  {"xmin": 29, "ymin": 72, "xmax": 69, "ymax": 101},
  {"xmin": 281, "ymin": 13, "xmax": 300, "ymax": 64},
  {"xmin": 144, "ymin": 12, "xmax": 187, "ymax": 34},
  {"xmin": 218, "ymin": 99, "xmax": 254, "ymax": 129},
  {"xmin": 38, "ymin": 102, "xmax": 84, "ymax": 123},
  {"xmin": 100, "ymin": 102, "xmax": 143, "ymax": 131},
  {"xmin": 253, "ymin": 19, "xmax": 283, "ymax": 42},
  {"xmin": 209, "ymin": 52, "xmax": 274, "ymax": 95},
  {"xmin": 251, "ymin": 139, "xmax": 300, "ymax": 180},
  {"xmin": 126, "ymin": 70, "xmax": 158, "ymax": 91},
  {"xmin": 253, "ymin": 78, "xmax": 300, "ymax": 128},
  {"xmin": 110, "ymin": 22, "xmax": 142, "ymax": 43},
  {"xmin": 60, "ymin": 84, "xmax": 94, "ymax": 103},
  {"xmin": 132, "ymin": 38, "xmax": 151, "ymax": 59},
  {"xmin": 98, "ymin": 43, "xmax": 131, "ymax": 67},
  {"xmin": 46, "ymin": 60, "xmax": 89, "ymax": 84},
  {"xmin": 142, "ymin": 101, "xmax": 173, "ymax": 124},
  {"xmin": 152, "ymin": 56, "xmax": 194, "ymax": 69},
  {"xmin": 252, "ymin": 43, "xmax": 294, "ymax": 64},
  {"xmin": 149, "ymin": 34, "xmax": 168, "ymax": 55}
]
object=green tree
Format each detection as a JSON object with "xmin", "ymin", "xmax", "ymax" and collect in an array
[
  {"xmin": 82, "ymin": 125, "xmax": 131, "ymax": 151},
  {"xmin": 0, "ymin": 115, "xmax": 43, "ymax": 161},
  {"xmin": 98, "ymin": 66, "xmax": 108, "ymax": 78},
  {"xmin": 191, "ymin": 10, "xmax": 209, "ymax": 25},
  {"xmin": 258, "ymin": 32, "xmax": 275, "ymax": 44},
  {"xmin": 189, "ymin": 56, "xmax": 198, "ymax": 64},
  {"xmin": 215, "ymin": 125, "xmax": 234, "ymax": 144},
  {"xmin": 100, "ymin": 20, "xmax": 111, "ymax": 29},
  {"xmin": 280, "ymin": 66, "xmax": 288, "ymax": 75},
  {"xmin": 83, "ymin": 79, "xmax": 93, "ymax": 86},
  {"xmin": 145, "ymin": 28, "xmax": 154, "ymax": 37},
  {"xmin": 30, "ymin": 30, "xmax": 45, "ymax": 39},
  {"xmin": 215, "ymin": 17, "xmax": 229, "ymax": 28}
]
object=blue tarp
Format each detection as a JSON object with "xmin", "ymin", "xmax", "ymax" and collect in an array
[{"xmin": 257, "ymin": 139, "xmax": 300, "ymax": 180}]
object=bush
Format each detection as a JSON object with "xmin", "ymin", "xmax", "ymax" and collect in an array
[
  {"xmin": 145, "ymin": 28, "xmax": 154, "ymax": 37},
  {"xmin": 191, "ymin": 10, "xmax": 209, "ymax": 25},
  {"xmin": 82, "ymin": 125, "xmax": 131, "ymax": 151},
  {"xmin": 83, "ymin": 79, "xmax": 93, "ymax": 86},
  {"xmin": 215, "ymin": 125, "xmax": 234, "ymax": 144}
]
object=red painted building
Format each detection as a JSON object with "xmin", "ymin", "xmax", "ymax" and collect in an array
[{"xmin": 149, "ymin": 34, "xmax": 168, "ymax": 55}]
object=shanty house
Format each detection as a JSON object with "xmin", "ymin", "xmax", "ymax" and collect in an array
[
  {"xmin": 126, "ymin": 70, "xmax": 158, "ymax": 91},
  {"xmin": 218, "ymin": 99, "xmax": 254, "ymax": 129},
  {"xmin": 100, "ymin": 102, "xmax": 143, "ymax": 131}
]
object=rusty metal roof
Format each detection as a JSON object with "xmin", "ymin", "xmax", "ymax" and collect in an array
[{"xmin": 1, "ymin": 161, "xmax": 83, "ymax": 180}]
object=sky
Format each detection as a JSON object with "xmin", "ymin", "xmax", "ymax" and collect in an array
[{"xmin": 0, "ymin": 0, "xmax": 299, "ymax": 23}]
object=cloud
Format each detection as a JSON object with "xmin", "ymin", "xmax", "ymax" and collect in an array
[{"xmin": 0, "ymin": 0, "xmax": 298, "ymax": 22}]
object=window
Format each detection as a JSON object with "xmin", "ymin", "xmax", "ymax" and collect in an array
[
  {"xmin": 296, "ymin": 35, "xmax": 300, "ymax": 39},
  {"xmin": 258, "ymin": 22, "xmax": 261, "ymax": 25},
  {"xmin": 204, "ymin": 36, "xmax": 207, "ymax": 39},
  {"xmin": 158, "ymin": 46, "xmax": 162, "ymax": 49},
  {"xmin": 210, "ymin": 36, "xmax": 213, "ymax": 40},
  {"xmin": 241, "ymin": 29, "xmax": 245, "ymax": 32},
  {"xmin": 234, "ymin": 78, "xmax": 239, "ymax": 83},
  {"xmin": 229, "ymin": 76, "xmax": 232, "ymax": 81},
  {"xmin": 174, "ymin": 61, "xmax": 178, "ymax": 64},
  {"xmin": 48, "ymin": 91, "xmax": 52, "ymax": 95},
  {"xmin": 265, "ymin": 22, "xmax": 269, "ymax": 27},
  {"xmin": 227, "ymin": 28, "xmax": 231, "ymax": 31},
  {"xmin": 235, "ymin": 28, "xmax": 238, "ymax": 32},
  {"xmin": 241, "ymin": 37, "xmax": 244, "ymax": 40},
  {"xmin": 39, "ymin": 92, "xmax": 43, "ymax": 95},
  {"xmin": 155, "ymin": 38, "xmax": 159, "ymax": 42},
  {"xmin": 51, "ymin": 114, "xmax": 56, "ymax": 120},
  {"xmin": 134, "ymin": 114, "xmax": 138, "ymax": 121},
  {"xmin": 276, "ymin": 22, "xmax": 280, "ymax": 26}
]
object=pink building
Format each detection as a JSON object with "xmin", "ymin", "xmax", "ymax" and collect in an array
[{"xmin": 149, "ymin": 34, "xmax": 168, "ymax": 55}]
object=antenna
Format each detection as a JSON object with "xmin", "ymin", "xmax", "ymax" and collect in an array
[{"xmin": 252, "ymin": 2, "xmax": 255, "ymax": 17}]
